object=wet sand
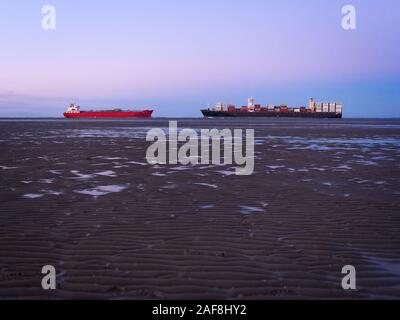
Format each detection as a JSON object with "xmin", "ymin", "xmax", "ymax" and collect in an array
[{"xmin": 0, "ymin": 118, "xmax": 400, "ymax": 299}]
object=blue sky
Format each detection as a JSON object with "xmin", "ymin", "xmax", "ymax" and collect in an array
[{"xmin": 0, "ymin": 0, "xmax": 399, "ymax": 117}]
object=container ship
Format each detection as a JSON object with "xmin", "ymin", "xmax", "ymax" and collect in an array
[
  {"xmin": 64, "ymin": 104, "xmax": 153, "ymax": 118},
  {"xmin": 201, "ymin": 98, "xmax": 342, "ymax": 118}
]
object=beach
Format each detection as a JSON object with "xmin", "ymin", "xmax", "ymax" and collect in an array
[{"xmin": 0, "ymin": 118, "xmax": 399, "ymax": 299}]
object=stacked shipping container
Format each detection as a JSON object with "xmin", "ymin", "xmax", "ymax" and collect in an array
[{"xmin": 209, "ymin": 98, "xmax": 342, "ymax": 115}]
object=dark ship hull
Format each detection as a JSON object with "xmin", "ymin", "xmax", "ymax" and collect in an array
[{"xmin": 201, "ymin": 110, "xmax": 342, "ymax": 119}]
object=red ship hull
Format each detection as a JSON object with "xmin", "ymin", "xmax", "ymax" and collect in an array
[{"xmin": 64, "ymin": 110, "xmax": 153, "ymax": 118}]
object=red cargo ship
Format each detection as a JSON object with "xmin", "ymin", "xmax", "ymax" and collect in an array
[{"xmin": 64, "ymin": 104, "xmax": 153, "ymax": 118}]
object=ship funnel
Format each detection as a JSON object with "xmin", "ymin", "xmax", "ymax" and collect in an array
[
  {"xmin": 247, "ymin": 97, "xmax": 255, "ymax": 108},
  {"xmin": 309, "ymin": 98, "xmax": 316, "ymax": 112}
]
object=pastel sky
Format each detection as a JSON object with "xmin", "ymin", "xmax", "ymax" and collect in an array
[{"xmin": 0, "ymin": 0, "xmax": 399, "ymax": 117}]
